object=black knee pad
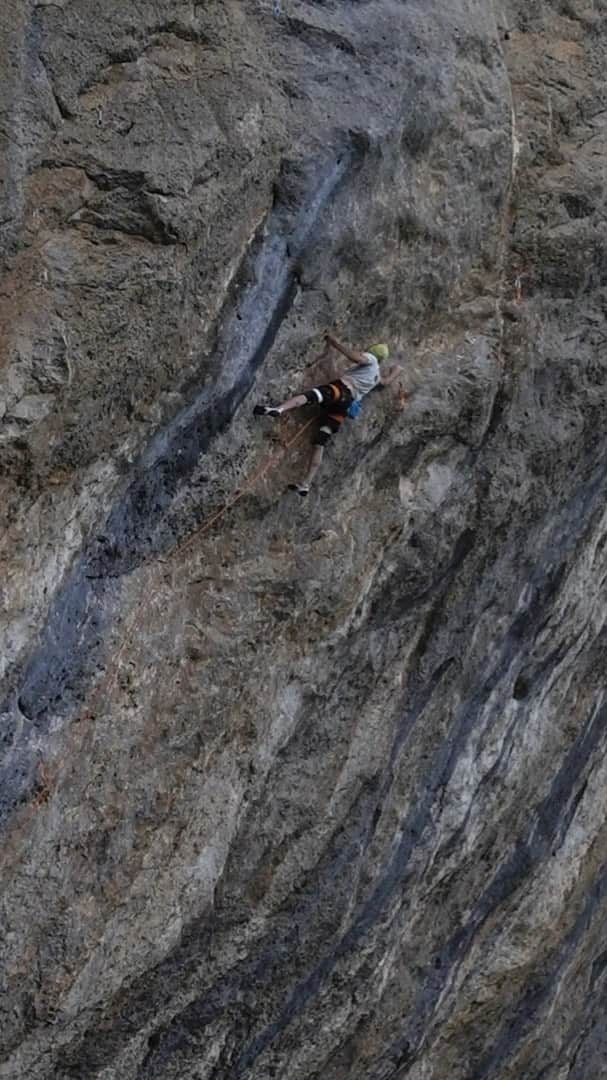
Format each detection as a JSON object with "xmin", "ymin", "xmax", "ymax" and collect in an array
[
  {"xmin": 314, "ymin": 425, "xmax": 333, "ymax": 447},
  {"xmin": 305, "ymin": 388, "xmax": 323, "ymax": 405}
]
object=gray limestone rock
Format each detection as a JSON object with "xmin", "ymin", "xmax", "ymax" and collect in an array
[{"xmin": 1, "ymin": 1, "xmax": 607, "ymax": 1078}]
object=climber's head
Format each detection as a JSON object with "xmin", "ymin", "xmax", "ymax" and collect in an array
[{"xmin": 368, "ymin": 343, "xmax": 389, "ymax": 362}]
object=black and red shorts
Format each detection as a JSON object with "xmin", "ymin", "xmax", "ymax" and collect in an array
[{"xmin": 304, "ymin": 380, "xmax": 354, "ymax": 446}]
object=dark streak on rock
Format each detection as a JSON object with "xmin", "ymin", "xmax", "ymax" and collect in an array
[
  {"xmin": 282, "ymin": 16, "xmax": 357, "ymax": 58},
  {"xmin": 49, "ymin": 455, "xmax": 607, "ymax": 1080},
  {"xmin": 0, "ymin": 140, "xmax": 362, "ymax": 822},
  {"xmin": 470, "ymin": 859, "xmax": 607, "ymax": 1080}
]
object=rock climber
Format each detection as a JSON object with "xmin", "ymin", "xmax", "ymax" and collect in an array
[{"xmin": 254, "ymin": 332, "xmax": 402, "ymax": 495}]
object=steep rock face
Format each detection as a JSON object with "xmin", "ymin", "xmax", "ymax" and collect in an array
[{"xmin": 1, "ymin": 1, "xmax": 607, "ymax": 1078}]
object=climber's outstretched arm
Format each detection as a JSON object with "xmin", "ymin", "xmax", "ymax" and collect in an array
[
  {"xmin": 379, "ymin": 363, "xmax": 404, "ymax": 387},
  {"xmin": 305, "ymin": 341, "xmax": 332, "ymax": 368},
  {"xmin": 325, "ymin": 332, "xmax": 367, "ymax": 366}
]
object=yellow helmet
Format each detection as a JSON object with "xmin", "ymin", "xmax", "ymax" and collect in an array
[{"xmin": 369, "ymin": 343, "xmax": 389, "ymax": 361}]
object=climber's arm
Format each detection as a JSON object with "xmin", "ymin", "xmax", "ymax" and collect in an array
[
  {"xmin": 379, "ymin": 363, "xmax": 404, "ymax": 387},
  {"xmin": 325, "ymin": 332, "xmax": 367, "ymax": 366},
  {"xmin": 305, "ymin": 341, "xmax": 332, "ymax": 368}
]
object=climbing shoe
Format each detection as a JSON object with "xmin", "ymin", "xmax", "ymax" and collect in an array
[
  {"xmin": 254, "ymin": 405, "xmax": 281, "ymax": 418},
  {"xmin": 288, "ymin": 482, "xmax": 309, "ymax": 497}
]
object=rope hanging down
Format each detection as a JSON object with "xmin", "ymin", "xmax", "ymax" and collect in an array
[{"xmin": 177, "ymin": 416, "xmax": 315, "ymax": 560}]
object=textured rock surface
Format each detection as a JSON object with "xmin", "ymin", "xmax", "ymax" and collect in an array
[{"xmin": 2, "ymin": 1, "xmax": 607, "ymax": 1077}]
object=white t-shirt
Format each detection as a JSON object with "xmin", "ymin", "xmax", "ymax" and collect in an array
[{"xmin": 343, "ymin": 352, "xmax": 380, "ymax": 399}]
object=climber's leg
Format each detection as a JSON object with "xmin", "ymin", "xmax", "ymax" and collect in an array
[
  {"xmin": 288, "ymin": 446, "xmax": 323, "ymax": 496},
  {"xmin": 304, "ymin": 444, "xmax": 324, "ymax": 487},
  {"xmin": 254, "ymin": 393, "xmax": 307, "ymax": 418},
  {"xmin": 254, "ymin": 382, "xmax": 346, "ymax": 419},
  {"xmin": 288, "ymin": 410, "xmax": 345, "ymax": 496}
]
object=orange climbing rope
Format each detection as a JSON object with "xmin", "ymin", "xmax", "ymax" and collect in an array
[
  {"xmin": 82, "ymin": 413, "xmax": 315, "ymax": 724},
  {"xmin": 177, "ymin": 415, "xmax": 315, "ymax": 560},
  {"xmin": 90, "ymin": 411, "xmax": 315, "ymax": 719},
  {"xmin": 0, "ymin": 414, "xmax": 315, "ymax": 869}
]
